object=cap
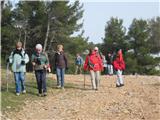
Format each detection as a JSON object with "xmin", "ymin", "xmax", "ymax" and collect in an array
[{"xmin": 94, "ymin": 47, "xmax": 98, "ymax": 51}]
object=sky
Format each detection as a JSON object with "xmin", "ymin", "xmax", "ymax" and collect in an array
[
  {"xmin": 10, "ymin": 0, "xmax": 160, "ymax": 44},
  {"xmin": 80, "ymin": 1, "xmax": 160, "ymax": 43}
]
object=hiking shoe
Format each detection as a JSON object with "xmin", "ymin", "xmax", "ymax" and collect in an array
[
  {"xmin": 22, "ymin": 90, "xmax": 26, "ymax": 94},
  {"xmin": 56, "ymin": 85, "xmax": 61, "ymax": 89},
  {"xmin": 61, "ymin": 87, "xmax": 65, "ymax": 90},
  {"xmin": 116, "ymin": 84, "xmax": 121, "ymax": 87},
  {"xmin": 120, "ymin": 84, "xmax": 124, "ymax": 87},
  {"xmin": 16, "ymin": 93, "xmax": 20, "ymax": 96},
  {"xmin": 43, "ymin": 92, "xmax": 47, "ymax": 96},
  {"xmin": 38, "ymin": 93, "xmax": 42, "ymax": 97}
]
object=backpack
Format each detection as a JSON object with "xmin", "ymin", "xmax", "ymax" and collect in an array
[{"xmin": 12, "ymin": 49, "xmax": 26, "ymax": 58}]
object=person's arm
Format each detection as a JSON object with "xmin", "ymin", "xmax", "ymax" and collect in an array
[
  {"xmin": 98, "ymin": 55, "xmax": 104, "ymax": 71},
  {"xmin": 44, "ymin": 53, "xmax": 51, "ymax": 72},
  {"xmin": 44, "ymin": 52, "xmax": 49, "ymax": 65},
  {"xmin": 31, "ymin": 54, "xmax": 36, "ymax": 66},
  {"xmin": 64, "ymin": 53, "xmax": 68, "ymax": 69},
  {"xmin": 83, "ymin": 55, "xmax": 89, "ymax": 71},
  {"xmin": 53, "ymin": 53, "xmax": 57, "ymax": 71},
  {"xmin": 81, "ymin": 57, "xmax": 84, "ymax": 65},
  {"xmin": 120, "ymin": 60, "xmax": 126, "ymax": 70},
  {"xmin": 8, "ymin": 51, "xmax": 14, "ymax": 64},
  {"xmin": 24, "ymin": 53, "xmax": 29, "ymax": 64}
]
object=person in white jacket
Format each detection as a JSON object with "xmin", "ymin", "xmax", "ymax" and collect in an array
[{"xmin": 8, "ymin": 42, "xmax": 29, "ymax": 96}]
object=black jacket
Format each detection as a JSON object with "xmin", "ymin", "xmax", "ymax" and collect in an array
[{"xmin": 54, "ymin": 52, "xmax": 68, "ymax": 69}]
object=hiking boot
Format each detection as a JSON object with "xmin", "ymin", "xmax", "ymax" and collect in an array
[
  {"xmin": 116, "ymin": 84, "xmax": 121, "ymax": 87},
  {"xmin": 38, "ymin": 93, "xmax": 42, "ymax": 97},
  {"xmin": 120, "ymin": 84, "xmax": 124, "ymax": 87},
  {"xmin": 61, "ymin": 87, "xmax": 65, "ymax": 90},
  {"xmin": 43, "ymin": 92, "xmax": 47, "ymax": 96},
  {"xmin": 56, "ymin": 85, "xmax": 61, "ymax": 89},
  {"xmin": 22, "ymin": 90, "xmax": 26, "ymax": 94},
  {"xmin": 95, "ymin": 88, "xmax": 99, "ymax": 91},
  {"xmin": 16, "ymin": 93, "xmax": 20, "ymax": 96}
]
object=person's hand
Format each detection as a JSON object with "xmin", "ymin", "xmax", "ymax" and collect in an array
[
  {"xmin": 66, "ymin": 67, "xmax": 68, "ymax": 70},
  {"xmin": 48, "ymin": 67, "xmax": 51, "ymax": 73},
  {"xmin": 32, "ymin": 62, "xmax": 36, "ymax": 66},
  {"xmin": 44, "ymin": 65, "xmax": 47, "ymax": 69}
]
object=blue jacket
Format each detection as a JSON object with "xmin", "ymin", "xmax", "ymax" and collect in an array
[{"xmin": 75, "ymin": 56, "xmax": 83, "ymax": 65}]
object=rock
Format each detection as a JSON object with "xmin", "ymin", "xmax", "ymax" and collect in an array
[
  {"xmin": 6, "ymin": 106, "xmax": 11, "ymax": 109},
  {"xmin": 123, "ymin": 109, "xmax": 130, "ymax": 114}
]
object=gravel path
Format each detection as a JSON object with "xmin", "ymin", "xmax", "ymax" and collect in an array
[{"xmin": 3, "ymin": 75, "xmax": 160, "ymax": 120}]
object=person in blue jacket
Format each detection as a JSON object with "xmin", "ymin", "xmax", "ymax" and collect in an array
[{"xmin": 75, "ymin": 53, "xmax": 83, "ymax": 74}]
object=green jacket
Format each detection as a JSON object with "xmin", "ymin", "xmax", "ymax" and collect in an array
[
  {"xmin": 9, "ymin": 49, "xmax": 29, "ymax": 72},
  {"xmin": 31, "ymin": 51, "xmax": 49, "ymax": 70}
]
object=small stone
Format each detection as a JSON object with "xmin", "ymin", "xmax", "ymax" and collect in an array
[
  {"xmin": 123, "ymin": 109, "xmax": 130, "ymax": 114},
  {"xmin": 6, "ymin": 106, "xmax": 11, "ymax": 109}
]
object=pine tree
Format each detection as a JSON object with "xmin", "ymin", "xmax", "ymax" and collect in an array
[
  {"xmin": 127, "ymin": 19, "xmax": 158, "ymax": 74},
  {"xmin": 148, "ymin": 17, "xmax": 160, "ymax": 54},
  {"xmin": 1, "ymin": 1, "xmax": 16, "ymax": 58},
  {"xmin": 103, "ymin": 17, "xmax": 127, "ymax": 54}
]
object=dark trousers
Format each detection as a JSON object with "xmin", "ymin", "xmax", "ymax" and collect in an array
[{"xmin": 35, "ymin": 70, "xmax": 47, "ymax": 94}]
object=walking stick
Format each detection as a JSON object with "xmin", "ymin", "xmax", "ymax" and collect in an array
[
  {"xmin": 6, "ymin": 62, "xmax": 10, "ymax": 92},
  {"xmin": 84, "ymin": 70, "xmax": 86, "ymax": 89}
]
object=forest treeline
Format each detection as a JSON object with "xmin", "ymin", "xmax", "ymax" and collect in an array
[{"xmin": 1, "ymin": 1, "xmax": 160, "ymax": 75}]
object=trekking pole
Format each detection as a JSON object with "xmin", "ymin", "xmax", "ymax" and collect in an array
[
  {"xmin": 84, "ymin": 70, "xmax": 86, "ymax": 89},
  {"xmin": 6, "ymin": 62, "xmax": 10, "ymax": 92}
]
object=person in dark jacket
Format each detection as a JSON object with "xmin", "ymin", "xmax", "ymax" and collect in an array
[
  {"xmin": 54, "ymin": 44, "xmax": 68, "ymax": 89},
  {"xmin": 106, "ymin": 52, "xmax": 114, "ymax": 75}
]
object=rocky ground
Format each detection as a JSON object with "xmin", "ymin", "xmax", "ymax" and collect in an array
[{"xmin": 2, "ymin": 74, "xmax": 160, "ymax": 120}]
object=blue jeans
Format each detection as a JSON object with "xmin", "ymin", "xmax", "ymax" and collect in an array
[
  {"xmin": 14, "ymin": 72, "xmax": 25, "ymax": 93},
  {"xmin": 56, "ymin": 67, "xmax": 65, "ymax": 87},
  {"xmin": 35, "ymin": 70, "xmax": 47, "ymax": 94}
]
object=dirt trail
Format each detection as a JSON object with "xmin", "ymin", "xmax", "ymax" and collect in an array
[{"xmin": 3, "ymin": 75, "xmax": 160, "ymax": 120}]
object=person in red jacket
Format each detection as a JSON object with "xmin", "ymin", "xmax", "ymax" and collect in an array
[
  {"xmin": 113, "ymin": 49, "xmax": 125, "ymax": 87},
  {"xmin": 84, "ymin": 48, "xmax": 103, "ymax": 90}
]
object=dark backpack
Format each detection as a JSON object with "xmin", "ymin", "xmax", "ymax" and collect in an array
[{"xmin": 12, "ymin": 49, "xmax": 26, "ymax": 58}]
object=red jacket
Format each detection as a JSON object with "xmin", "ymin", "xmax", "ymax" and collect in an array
[
  {"xmin": 113, "ymin": 58, "xmax": 125, "ymax": 70},
  {"xmin": 113, "ymin": 49, "xmax": 125, "ymax": 70},
  {"xmin": 84, "ymin": 51, "xmax": 103, "ymax": 71}
]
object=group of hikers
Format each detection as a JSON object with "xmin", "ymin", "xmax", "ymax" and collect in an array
[{"xmin": 7, "ymin": 41, "xmax": 125, "ymax": 96}]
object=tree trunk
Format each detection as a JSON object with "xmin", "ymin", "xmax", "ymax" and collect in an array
[
  {"xmin": 24, "ymin": 30, "xmax": 27, "ymax": 49},
  {"xmin": 43, "ymin": 21, "xmax": 50, "ymax": 51},
  {"xmin": 19, "ymin": 29, "xmax": 21, "ymax": 42}
]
